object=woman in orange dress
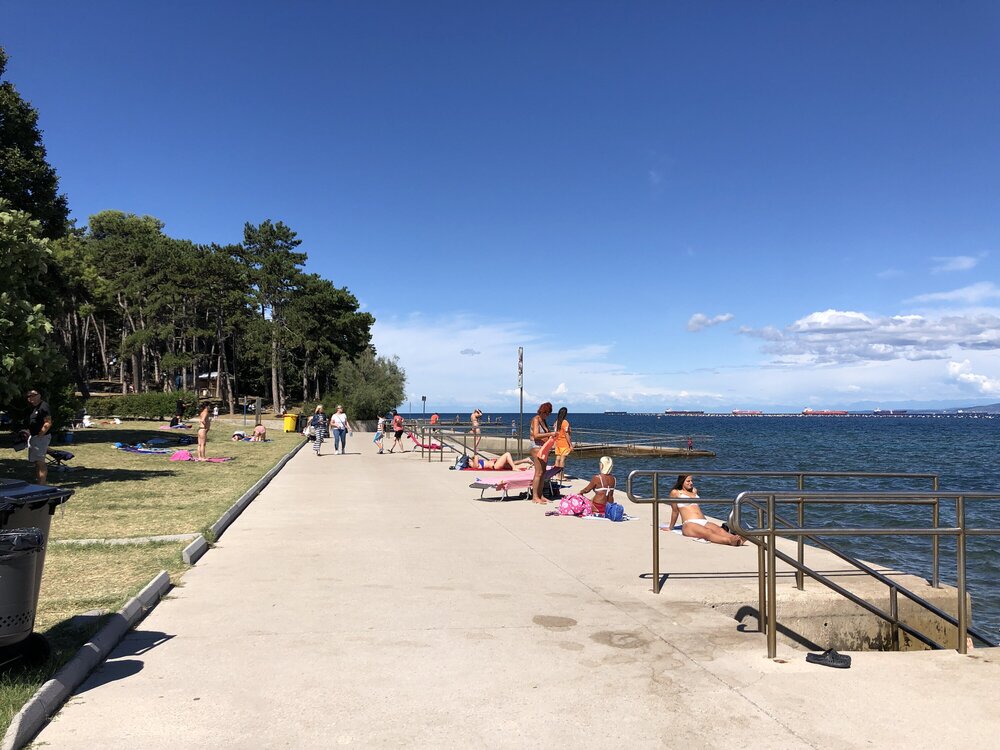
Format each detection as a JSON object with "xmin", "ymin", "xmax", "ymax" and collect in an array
[{"xmin": 552, "ymin": 406, "xmax": 572, "ymax": 482}]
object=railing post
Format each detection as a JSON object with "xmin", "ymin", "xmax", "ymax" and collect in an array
[
  {"xmin": 889, "ymin": 586, "xmax": 899, "ymax": 651},
  {"xmin": 796, "ymin": 474, "xmax": 804, "ymax": 590},
  {"xmin": 757, "ymin": 505, "xmax": 766, "ymax": 634},
  {"xmin": 767, "ymin": 494, "xmax": 777, "ymax": 659},
  {"xmin": 956, "ymin": 495, "xmax": 967, "ymax": 654},
  {"xmin": 652, "ymin": 474, "xmax": 661, "ymax": 594},
  {"xmin": 932, "ymin": 475, "xmax": 940, "ymax": 588}
]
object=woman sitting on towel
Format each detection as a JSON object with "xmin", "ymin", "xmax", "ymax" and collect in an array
[
  {"xmin": 668, "ymin": 474, "xmax": 745, "ymax": 546},
  {"xmin": 475, "ymin": 452, "xmax": 533, "ymax": 471},
  {"xmin": 577, "ymin": 456, "xmax": 617, "ymax": 516},
  {"xmin": 529, "ymin": 402, "xmax": 556, "ymax": 504}
]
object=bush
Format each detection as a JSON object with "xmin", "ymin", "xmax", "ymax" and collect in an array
[{"xmin": 84, "ymin": 391, "xmax": 199, "ymax": 420}]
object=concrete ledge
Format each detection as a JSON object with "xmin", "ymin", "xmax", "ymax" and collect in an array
[
  {"xmin": 2, "ymin": 571, "xmax": 171, "ymax": 750},
  {"xmin": 181, "ymin": 535, "xmax": 209, "ymax": 565},
  {"xmin": 209, "ymin": 438, "xmax": 307, "ymax": 540}
]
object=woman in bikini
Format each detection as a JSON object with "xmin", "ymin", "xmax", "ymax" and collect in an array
[
  {"xmin": 196, "ymin": 402, "xmax": 212, "ymax": 460},
  {"xmin": 668, "ymin": 474, "xmax": 745, "ymax": 546},
  {"xmin": 578, "ymin": 456, "xmax": 616, "ymax": 515},
  {"xmin": 529, "ymin": 402, "xmax": 556, "ymax": 504},
  {"xmin": 474, "ymin": 452, "xmax": 532, "ymax": 471},
  {"xmin": 470, "ymin": 408, "xmax": 483, "ymax": 457}
]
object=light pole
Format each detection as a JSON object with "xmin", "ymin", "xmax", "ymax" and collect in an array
[{"xmin": 422, "ymin": 395, "xmax": 426, "ymax": 421}]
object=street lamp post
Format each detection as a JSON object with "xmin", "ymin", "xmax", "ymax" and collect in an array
[{"xmin": 422, "ymin": 395, "xmax": 426, "ymax": 420}]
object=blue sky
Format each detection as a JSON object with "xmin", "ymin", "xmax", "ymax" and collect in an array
[{"xmin": 6, "ymin": 1, "xmax": 1000, "ymax": 412}]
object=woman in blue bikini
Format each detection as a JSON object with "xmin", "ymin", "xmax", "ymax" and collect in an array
[{"xmin": 668, "ymin": 474, "xmax": 745, "ymax": 546}]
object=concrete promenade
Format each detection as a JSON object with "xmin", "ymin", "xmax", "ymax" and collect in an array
[{"xmin": 33, "ymin": 434, "xmax": 1000, "ymax": 748}]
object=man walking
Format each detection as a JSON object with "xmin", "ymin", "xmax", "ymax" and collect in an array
[{"xmin": 26, "ymin": 389, "xmax": 53, "ymax": 485}]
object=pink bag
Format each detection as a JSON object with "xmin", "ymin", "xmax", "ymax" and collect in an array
[
  {"xmin": 169, "ymin": 450, "xmax": 192, "ymax": 461},
  {"xmin": 557, "ymin": 494, "xmax": 592, "ymax": 517}
]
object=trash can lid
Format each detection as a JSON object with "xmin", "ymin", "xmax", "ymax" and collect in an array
[
  {"xmin": 0, "ymin": 527, "xmax": 45, "ymax": 554},
  {"xmin": 0, "ymin": 479, "xmax": 73, "ymax": 512}
]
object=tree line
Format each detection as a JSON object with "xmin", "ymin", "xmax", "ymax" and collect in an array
[{"xmin": 1, "ymin": 46, "xmax": 404, "ymax": 423}]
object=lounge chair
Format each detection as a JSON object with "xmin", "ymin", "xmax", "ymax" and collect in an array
[{"xmin": 470, "ymin": 465, "xmax": 561, "ymax": 501}]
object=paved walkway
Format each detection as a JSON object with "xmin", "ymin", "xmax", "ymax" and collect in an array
[{"xmin": 34, "ymin": 436, "xmax": 1000, "ymax": 748}]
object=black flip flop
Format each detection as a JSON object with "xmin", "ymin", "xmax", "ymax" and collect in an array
[{"xmin": 805, "ymin": 649, "xmax": 851, "ymax": 669}]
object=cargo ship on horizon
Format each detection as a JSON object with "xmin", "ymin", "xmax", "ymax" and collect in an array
[
  {"xmin": 732, "ymin": 409, "xmax": 763, "ymax": 416},
  {"xmin": 802, "ymin": 408, "xmax": 849, "ymax": 416}
]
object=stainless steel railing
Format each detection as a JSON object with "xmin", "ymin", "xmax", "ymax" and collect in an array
[
  {"xmin": 625, "ymin": 470, "xmax": 939, "ymax": 593},
  {"xmin": 731, "ymin": 490, "xmax": 1000, "ymax": 656},
  {"xmin": 416, "ymin": 424, "xmax": 528, "ymax": 462}
]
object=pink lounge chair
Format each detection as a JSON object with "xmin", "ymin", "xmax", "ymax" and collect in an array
[
  {"xmin": 469, "ymin": 465, "xmax": 561, "ymax": 501},
  {"xmin": 407, "ymin": 431, "xmax": 442, "ymax": 450}
]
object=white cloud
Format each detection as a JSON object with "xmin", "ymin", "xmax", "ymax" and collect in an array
[
  {"xmin": 947, "ymin": 360, "xmax": 1000, "ymax": 395},
  {"xmin": 740, "ymin": 308, "xmax": 1000, "ymax": 365},
  {"xmin": 647, "ymin": 169, "xmax": 662, "ymax": 187},
  {"xmin": 931, "ymin": 255, "xmax": 983, "ymax": 273},
  {"xmin": 460, "ymin": 348, "xmax": 480, "ymax": 356},
  {"xmin": 687, "ymin": 312, "xmax": 734, "ymax": 332},
  {"xmin": 877, "ymin": 268, "xmax": 904, "ymax": 279},
  {"xmin": 908, "ymin": 282, "xmax": 1000, "ymax": 305},
  {"xmin": 372, "ymin": 314, "xmax": 725, "ymax": 410}
]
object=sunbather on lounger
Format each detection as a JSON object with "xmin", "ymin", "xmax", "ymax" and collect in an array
[
  {"xmin": 474, "ymin": 452, "xmax": 532, "ymax": 471},
  {"xmin": 668, "ymin": 474, "xmax": 745, "ymax": 546}
]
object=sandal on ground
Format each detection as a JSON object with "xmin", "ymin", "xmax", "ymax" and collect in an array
[{"xmin": 805, "ymin": 649, "xmax": 851, "ymax": 669}]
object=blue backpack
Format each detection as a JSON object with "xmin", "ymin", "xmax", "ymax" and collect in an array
[{"xmin": 605, "ymin": 501, "xmax": 625, "ymax": 522}]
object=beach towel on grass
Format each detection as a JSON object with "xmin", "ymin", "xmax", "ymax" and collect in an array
[
  {"xmin": 115, "ymin": 444, "xmax": 173, "ymax": 455},
  {"xmin": 169, "ymin": 450, "xmax": 234, "ymax": 462}
]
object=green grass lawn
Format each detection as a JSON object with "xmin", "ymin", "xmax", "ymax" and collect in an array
[{"xmin": 0, "ymin": 419, "xmax": 303, "ymax": 736}]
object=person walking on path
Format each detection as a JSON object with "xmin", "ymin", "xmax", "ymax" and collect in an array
[
  {"xmin": 553, "ymin": 406, "xmax": 573, "ymax": 483},
  {"xmin": 374, "ymin": 415, "xmax": 386, "ymax": 453},
  {"xmin": 196, "ymin": 401, "xmax": 212, "ymax": 461},
  {"xmin": 388, "ymin": 410, "xmax": 405, "ymax": 453},
  {"xmin": 310, "ymin": 405, "xmax": 329, "ymax": 456},
  {"xmin": 529, "ymin": 402, "xmax": 556, "ymax": 504},
  {"xmin": 330, "ymin": 405, "xmax": 353, "ymax": 454},
  {"xmin": 25, "ymin": 388, "xmax": 53, "ymax": 485}
]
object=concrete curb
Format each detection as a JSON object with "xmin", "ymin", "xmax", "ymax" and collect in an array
[
  {"xmin": 1, "ymin": 571, "xmax": 171, "ymax": 750},
  {"xmin": 210, "ymin": 438, "xmax": 307, "ymax": 541},
  {"xmin": 181, "ymin": 535, "xmax": 209, "ymax": 565}
]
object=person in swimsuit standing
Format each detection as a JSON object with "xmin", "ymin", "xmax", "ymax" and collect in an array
[
  {"xmin": 578, "ymin": 456, "xmax": 616, "ymax": 515},
  {"xmin": 470, "ymin": 408, "xmax": 483, "ymax": 457},
  {"xmin": 529, "ymin": 402, "xmax": 556, "ymax": 504},
  {"xmin": 668, "ymin": 474, "xmax": 745, "ymax": 546},
  {"xmin": 552, "ymin": 406, "xmax": 572, "ymax": 482},
  {"xmin": 196, "ymin": 401, "xmax": 212, "ymax": 461}
]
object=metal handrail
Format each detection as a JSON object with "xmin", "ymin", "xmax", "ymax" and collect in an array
[
  {"xmin": 732, "ymin": 491, "xmax": 1000, "ymax": 657},
  {"xmin": 625, "ymin": 470, "xmax": 940, "ymax": 593}
]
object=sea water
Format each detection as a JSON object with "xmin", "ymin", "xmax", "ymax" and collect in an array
[{"xmin": 457, "ymin": 412, "xmax": 1000, "ymax": 643}]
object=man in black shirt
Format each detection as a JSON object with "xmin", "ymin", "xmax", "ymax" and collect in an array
[{"xmin": 26, "ymin": 389, "xmax": 53, "ymax": 484}]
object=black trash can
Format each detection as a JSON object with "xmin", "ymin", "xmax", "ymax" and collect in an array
[
  {"xmin": 0, "ymin": 528, "xmax": 45, "ymax": 650},
  {"xmin": 0, "ymin": 480, "xmax": 73, "ymax": 663}
]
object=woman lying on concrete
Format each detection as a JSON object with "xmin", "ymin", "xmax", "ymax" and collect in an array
[{"xmin": 668, "ymin": 474, "xmax": 746, "ymax": 546}]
